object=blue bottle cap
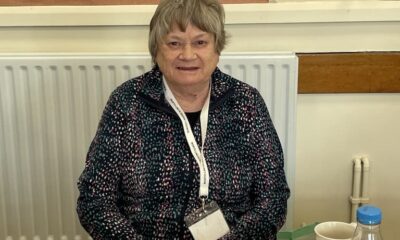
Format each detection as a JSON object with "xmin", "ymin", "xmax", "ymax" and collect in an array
[{"xmin": 357, "ymin": 205, "xmax": 382, "ymax": 225}]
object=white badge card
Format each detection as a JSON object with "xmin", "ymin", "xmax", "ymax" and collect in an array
[{"xmin": 184, "ymin": 201, "xmax": 230, "ymax": 240}]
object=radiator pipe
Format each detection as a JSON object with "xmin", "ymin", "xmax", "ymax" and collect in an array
[
  {"xmin": 360, "ymin": 156, "xmax": 370, "ymax": 204},
  {"xmin": 350, "ymin": 157, "xmax": 362, "ymax": 222}
]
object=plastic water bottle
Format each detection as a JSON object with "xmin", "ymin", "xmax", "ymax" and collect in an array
[{"xmin": 352, "ymin": 205, "xmax": 383, "ymax": 240}]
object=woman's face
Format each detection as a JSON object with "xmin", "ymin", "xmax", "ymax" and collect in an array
[{"xmin": 156, "ymin": 23, "xmax": 219, "ymax": 90}]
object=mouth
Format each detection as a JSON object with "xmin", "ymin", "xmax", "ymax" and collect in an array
[{"xmin": 176, "ymin": 66, "xmax": 199, "ymax": 71}]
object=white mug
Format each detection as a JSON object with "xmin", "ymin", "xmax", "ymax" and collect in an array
[{"xmin": 314, "ymin": 221, "xmax": 357, "ymax": 240}]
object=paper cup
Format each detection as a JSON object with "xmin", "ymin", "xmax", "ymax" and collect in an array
[{"xmin": 314, "ymin": 221, "xmax": 356, "ymax": 240}]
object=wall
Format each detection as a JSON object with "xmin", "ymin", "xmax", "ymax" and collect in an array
[
  {"xmin": 1, "ymin": 1, "xmax": 400, "ymax": 239},
  {"xmin": 296, "ymin": 94, "xmax": 400, "ymax": 237}
]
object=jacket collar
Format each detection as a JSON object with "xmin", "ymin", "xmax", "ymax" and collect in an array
[{"xmin": 138, "ymin": 66, "xmax": 235, "ymax": 114}]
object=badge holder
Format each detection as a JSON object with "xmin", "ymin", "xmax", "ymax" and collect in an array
[{"xmin": 184, "ymin": 199, "xmax": 230, "ymax": 240}]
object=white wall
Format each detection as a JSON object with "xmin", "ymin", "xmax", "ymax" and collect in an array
[
  {"xmin": 1, "ymin": 1, "xmax": 400, "ymax": 239},
  {"xmin": 296, "ymin": 94, "xmax": 400, "ymax": 239}
]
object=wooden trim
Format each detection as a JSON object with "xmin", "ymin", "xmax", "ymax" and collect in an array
[
  {"xmin": 298, "ymin": 52, "xmax": 400, "ymax": 93},
  {"xmin": 0, "ymin": 0, "xmax": 267, "ymax": 6}
]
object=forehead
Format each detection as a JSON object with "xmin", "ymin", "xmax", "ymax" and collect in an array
[{"xmin": 165, "ymin": 23, "xmax": 212, "ymax": 39}]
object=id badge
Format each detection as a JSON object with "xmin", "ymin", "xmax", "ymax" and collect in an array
[{"xmin": 184, "ymin": 201, "xmax": 230, "ymax": 240}]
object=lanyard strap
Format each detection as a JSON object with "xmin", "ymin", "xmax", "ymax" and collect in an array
[{"xmin": 163, "ymin": 78, "xmax": 210, "ymax": 199}]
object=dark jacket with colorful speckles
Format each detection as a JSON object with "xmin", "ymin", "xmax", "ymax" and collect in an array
[{"xmin": 77, "ymin": 66, "xmax": 290, "ymax": 240}]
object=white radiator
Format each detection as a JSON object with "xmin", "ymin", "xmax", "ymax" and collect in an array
[{"xmin": 0, "ymin": 53, "xmax": 298, "ymax": 239}]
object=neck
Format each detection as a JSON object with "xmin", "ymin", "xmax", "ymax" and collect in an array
[{"xmin": 167, "ymin": 81, "xmax": 210, "ymax": 112}]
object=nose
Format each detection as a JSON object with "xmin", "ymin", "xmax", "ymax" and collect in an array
[{"xmin": 179, "ymin": 44, "xmax": 197, "ymax": 60}]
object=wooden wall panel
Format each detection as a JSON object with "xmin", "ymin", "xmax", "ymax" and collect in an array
[{"xmin": 298, "ymin": 52, "xmax": 400, "ymax": 93}]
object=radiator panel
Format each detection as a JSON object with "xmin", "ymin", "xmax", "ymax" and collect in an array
[{"xmin": 0, "ymin": 53, "xmax": 297, "ymax": 239}]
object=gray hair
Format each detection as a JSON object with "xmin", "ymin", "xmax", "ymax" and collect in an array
[{"xmin": 149, "ymin": 0, "xmax": 228, "ymax": 64}]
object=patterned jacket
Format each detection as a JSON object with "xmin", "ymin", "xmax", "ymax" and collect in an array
[{"xmin": 77, "ymin": 66, "xmax": 290, "ymax": 239}]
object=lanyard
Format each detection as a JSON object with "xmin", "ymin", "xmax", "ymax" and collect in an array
[{"xmin": 163, "ymin": 78, "xmax": 210, "ymax": 199}]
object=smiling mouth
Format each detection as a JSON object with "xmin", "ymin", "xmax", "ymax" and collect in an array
[{"xmin": 177, "ymin": 66, "xmax": 199, "ymax": 71}]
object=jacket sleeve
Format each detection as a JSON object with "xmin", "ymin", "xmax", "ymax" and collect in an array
[
  {"xmin": 76, "ymin": 91, "xmax": 143, "ymax": 239},
  {"xmin": 222, "ymin": 90, "xmax": 290, "ymax": 240}
]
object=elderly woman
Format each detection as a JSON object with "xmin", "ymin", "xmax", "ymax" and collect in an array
[{"xmin": 77, "ymin": 0, "xmax": 290, "ymax": 239}]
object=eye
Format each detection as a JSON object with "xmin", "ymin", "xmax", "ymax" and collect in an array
[
  {"xmin": 193, "ymin": 40, "xmax": 208, "ymax": 48},
  {"xmin": 167, "ymin": 41, "xmax": 182, "ymax": 49}
]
